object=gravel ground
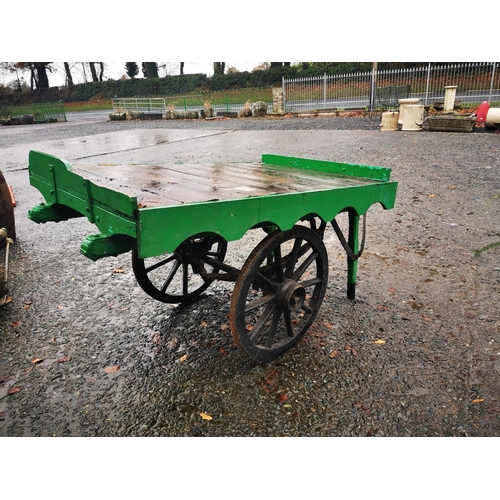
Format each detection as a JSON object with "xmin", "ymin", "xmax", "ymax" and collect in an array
[{"xmin": 1, "ymin": 114, "xmax": 499, "ymax": 438}]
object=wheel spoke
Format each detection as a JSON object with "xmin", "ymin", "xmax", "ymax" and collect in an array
[
  {"xmin": 285, "ymin": 238, "xmax": 302, "ymax": 278},
  {"xmin": 160, "ymin": 258, "xmax": 181, "ymax": 293},
  {"xmin": 145, "ymin": 254, "xmax": 176, "ymax": 274},
  {"xmin": 274, "ymin": 244, "xmax": 284, "ymax": 281},
  {"xmin": 299, "ymin": 277, "xmax": 323, "ymax": 288},
  {"xmin": 254, "ymin": 270, "xmax": 279, "ymax": 291},
  {"xmin": 249, "ymin": 303, "xmax": 276, "ymax": 341},
  {"xmin": 265, "ymin": 308, "xmax": 282, "ymax": 348},
  {"xmin": 292, "ymin": 250, "xmax": 319, "ymax": 281},
  {"xmin": 283, "ymin": 309, "xmax": 294, "ymax": 337},
  {"xmin": 245, "ymin": 292, "xmax": 276, "ymax": 313}
]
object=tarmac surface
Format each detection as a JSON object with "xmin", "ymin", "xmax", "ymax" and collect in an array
[{"xmin": 1, "ymin": 113, "xmax": 499, "ymax": 438}]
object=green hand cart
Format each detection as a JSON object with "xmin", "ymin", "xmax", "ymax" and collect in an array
[{"xmin": 28, "ymin": 151, "xmax": 398, "ymax": 361}]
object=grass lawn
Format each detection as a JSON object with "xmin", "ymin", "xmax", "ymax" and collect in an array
[{"xmin": 64, "ymin": 87, "xmax": 274, "ymax": 112}]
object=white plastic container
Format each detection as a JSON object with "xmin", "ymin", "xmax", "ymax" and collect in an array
[
  {"xmin": 398, "ymin": 98, "xmax": 420, "ymax": 125},
  {"xmin": 400, "ymin": 104, "xmax": 424, "ymax": 131},
  {"xmin": 380, "ymin": 111, "xmax": 399, "ymax": 130},
  {"xmin": 485, "ymin": 107, "xmax": 500, "ymax": 129}
]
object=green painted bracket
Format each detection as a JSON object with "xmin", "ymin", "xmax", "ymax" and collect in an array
[
  {"xmin": 80, "ymin": 234, "xmax": 137, "ymax": 261},
  {"xmin": 28, "ymin": 202, "xmax": 83, "ymax": 224}
]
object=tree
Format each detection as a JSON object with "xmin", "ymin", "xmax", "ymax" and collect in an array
[
  {"xmin": 89, "ymin": 63, "xmax": 99, "ymax": 82},
  {"xmin": 63, "ymin": 62, "xmax": 74, "ymax": 87},
  {"xmin": 125, "ymin": 62, "xmax": 139, "ymax": 79},
  {"xmin": 213, "ymin": 62, "xmax": 225, "ymax": 76},
  {"xmin": 15, "ymin": 63, "xmax": 51, "ymax": 89},
  {"xmin": 180, "ymin": 62, "xmax": 184, "ymax": 75},
  {"xmin": 142, "ymin": 62, "xmax": 159, "ymax": 78},
  {"xmin": 253, "ymin": 62, "xmax": 270, "ymax": 71}
]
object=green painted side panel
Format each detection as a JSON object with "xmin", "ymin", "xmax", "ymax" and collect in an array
[
  {"xmin": 28, "ymin": 150, "xmax": 138, "ymax": 238},
  {"xmin": 137, "ymin": 181, "xmax": 397, "ymax": 258},
  {"xmin": 262, "ymin": 154, "xmax": 392, "ymax": 181}
]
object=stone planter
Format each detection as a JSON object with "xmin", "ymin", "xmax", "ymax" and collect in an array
[{"xmin": 427, "ymin": 114, "xmax": 476, "ymax": 132}]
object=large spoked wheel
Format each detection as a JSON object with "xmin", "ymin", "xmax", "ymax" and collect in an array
[
  {"xmin": 230, "ymin": 225, "xmax": 328, "ymax": 362},
  {"xmin": 132, "ymin": 234, "xmax": 227, "ymax": 303}
]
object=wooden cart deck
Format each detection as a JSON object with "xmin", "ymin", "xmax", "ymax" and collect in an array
[{"xmin": 73, "ymin": 160, "xmax": 378, "ymax": 208}]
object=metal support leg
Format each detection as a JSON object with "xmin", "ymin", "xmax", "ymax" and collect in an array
[
  {"xmin": 331, "ymin": 210, "xmax": 366, "ymax": 301},
  {"xmin": 347, "ymin": 210, "xmax": 359, "ymax": 300}
]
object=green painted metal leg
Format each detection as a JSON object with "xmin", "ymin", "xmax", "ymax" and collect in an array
[{"xmin": 347, "ymin": 210, "xmax": 359, "ymax": 300}]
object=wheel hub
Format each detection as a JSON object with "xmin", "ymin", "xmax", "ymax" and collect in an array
[{"xmin": 278, "ymin": 279, "xmax": 306, "ymax": 312}]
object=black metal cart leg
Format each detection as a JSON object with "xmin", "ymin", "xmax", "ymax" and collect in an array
[
  {"xmin": 331, "ymin": 210, "xmax": 366, "ymax": 301},
  {"xmin": 347, "ymin": 210, "xmax": 359, "ymax": 300}
]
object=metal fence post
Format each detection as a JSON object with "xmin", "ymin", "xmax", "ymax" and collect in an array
[
  {"xmin": 369, "ymin": 65, "xmax": 376, "ymax": 110},
  {"xmin": 489, "ymin": 62, "xmax": 496, "ymax": 103},
  {"xmin": 323, "ymin": 73, "xmax": 327, "ymax": 108},
  {"xmin": 282, "ymin": 76, "xmax": 286, "ymax": 114},
  {"xmin": 425, "ymin": 63, "xmax": 431, "ymax": 106}
]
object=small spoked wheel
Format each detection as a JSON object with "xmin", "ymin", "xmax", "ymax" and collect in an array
[
  {"xmin": 230, "ymin": 225, "xmax": 328, "ymax": 361},
  {"xmin": 132, "ymin": 234, "xmax": 227, "ymax": 303}
]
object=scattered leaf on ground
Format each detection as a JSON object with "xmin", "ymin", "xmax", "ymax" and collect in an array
[
  {"xmin": 30, "ymin": 357, "xmax": 43, "ymax": 364},
  {"xmin": 179, "ymin": 354, "xmax": 188, "ymax": 362},
  {"xmin": 56, "ymin": 356, "xmax": 71, "ymax": 363},
  {"xmin": 344, "ymin": 344, "xmax": 358, "ymax": 356},
  {"xmin": 421, "ymin": 314, "xmax": 433, "ymax": 321},
  {"xmin": 472, "ymin": 398, "xmax": 485, "ymax": 404},
  {"xmin": 265, "ymin": 369, "xmax": 279, "ymax": 385},
  {"xmin": 113, "ymin": 268, "xmax": 126, "ymax": 273},
  {"xmin": 373, "ymin": 339, "xmax": 386, "ymax": 344},
  {"xmin": 324, "ymin": 322, "xmax": 334, "ymax": 329},
  {"xmin": 388, "ymin": 287, "xmax": 397, "ymax": 295},
  {"xmin": 329, "ymin": 350, "xmax": 338, "ymax": 358},
  {"xmin": 278, "ymin": 393, "xmax": 288, "ymax": 403},
  {"xmin": 8, "ymin": 387, "xmax": 21, "ymax": 395},
  {"xmin": 23, "ymin": 301, "xmax": 32, "ymax": 309},
  {"xmin": 220, "ymin": 323, "xmax": 229, "ymax": 332},
  {"xmin": 151, "ymin": 332, "xmax": 162, "ymax": 344},
  {"xmin": 167, "ymin": 337, "xmax": 179, "ymax": 350},
  {"xmin": 200, "ymin": 412, "xmax": 213, "ymax": 420},
  {"xmin": 201, "ymin": 321, "xmax": 208, "ymax": 327},
  {"xmin": 376, "ymin": 304, "xmax": 389, "ymax": 311},
  {"xmin": 104, "ymin": 365, "xmax": 120, "ymax": 373},
  {"xmin": 12, "ymin": 321, "xmax": 20, "ymax": 327}
]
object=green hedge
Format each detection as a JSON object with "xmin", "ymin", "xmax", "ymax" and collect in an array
[{"xmin": 0, "ymin": 64, "xmax": 379, "ymax": 105}]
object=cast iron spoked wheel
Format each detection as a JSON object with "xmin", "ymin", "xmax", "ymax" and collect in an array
[
  {"xmin": 132, "ymin": 234, "xmax": 227, "ymax": 303},
  {"xmin": 229, "ymin": 225, "xmax": 328, "ymax": 362}
]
